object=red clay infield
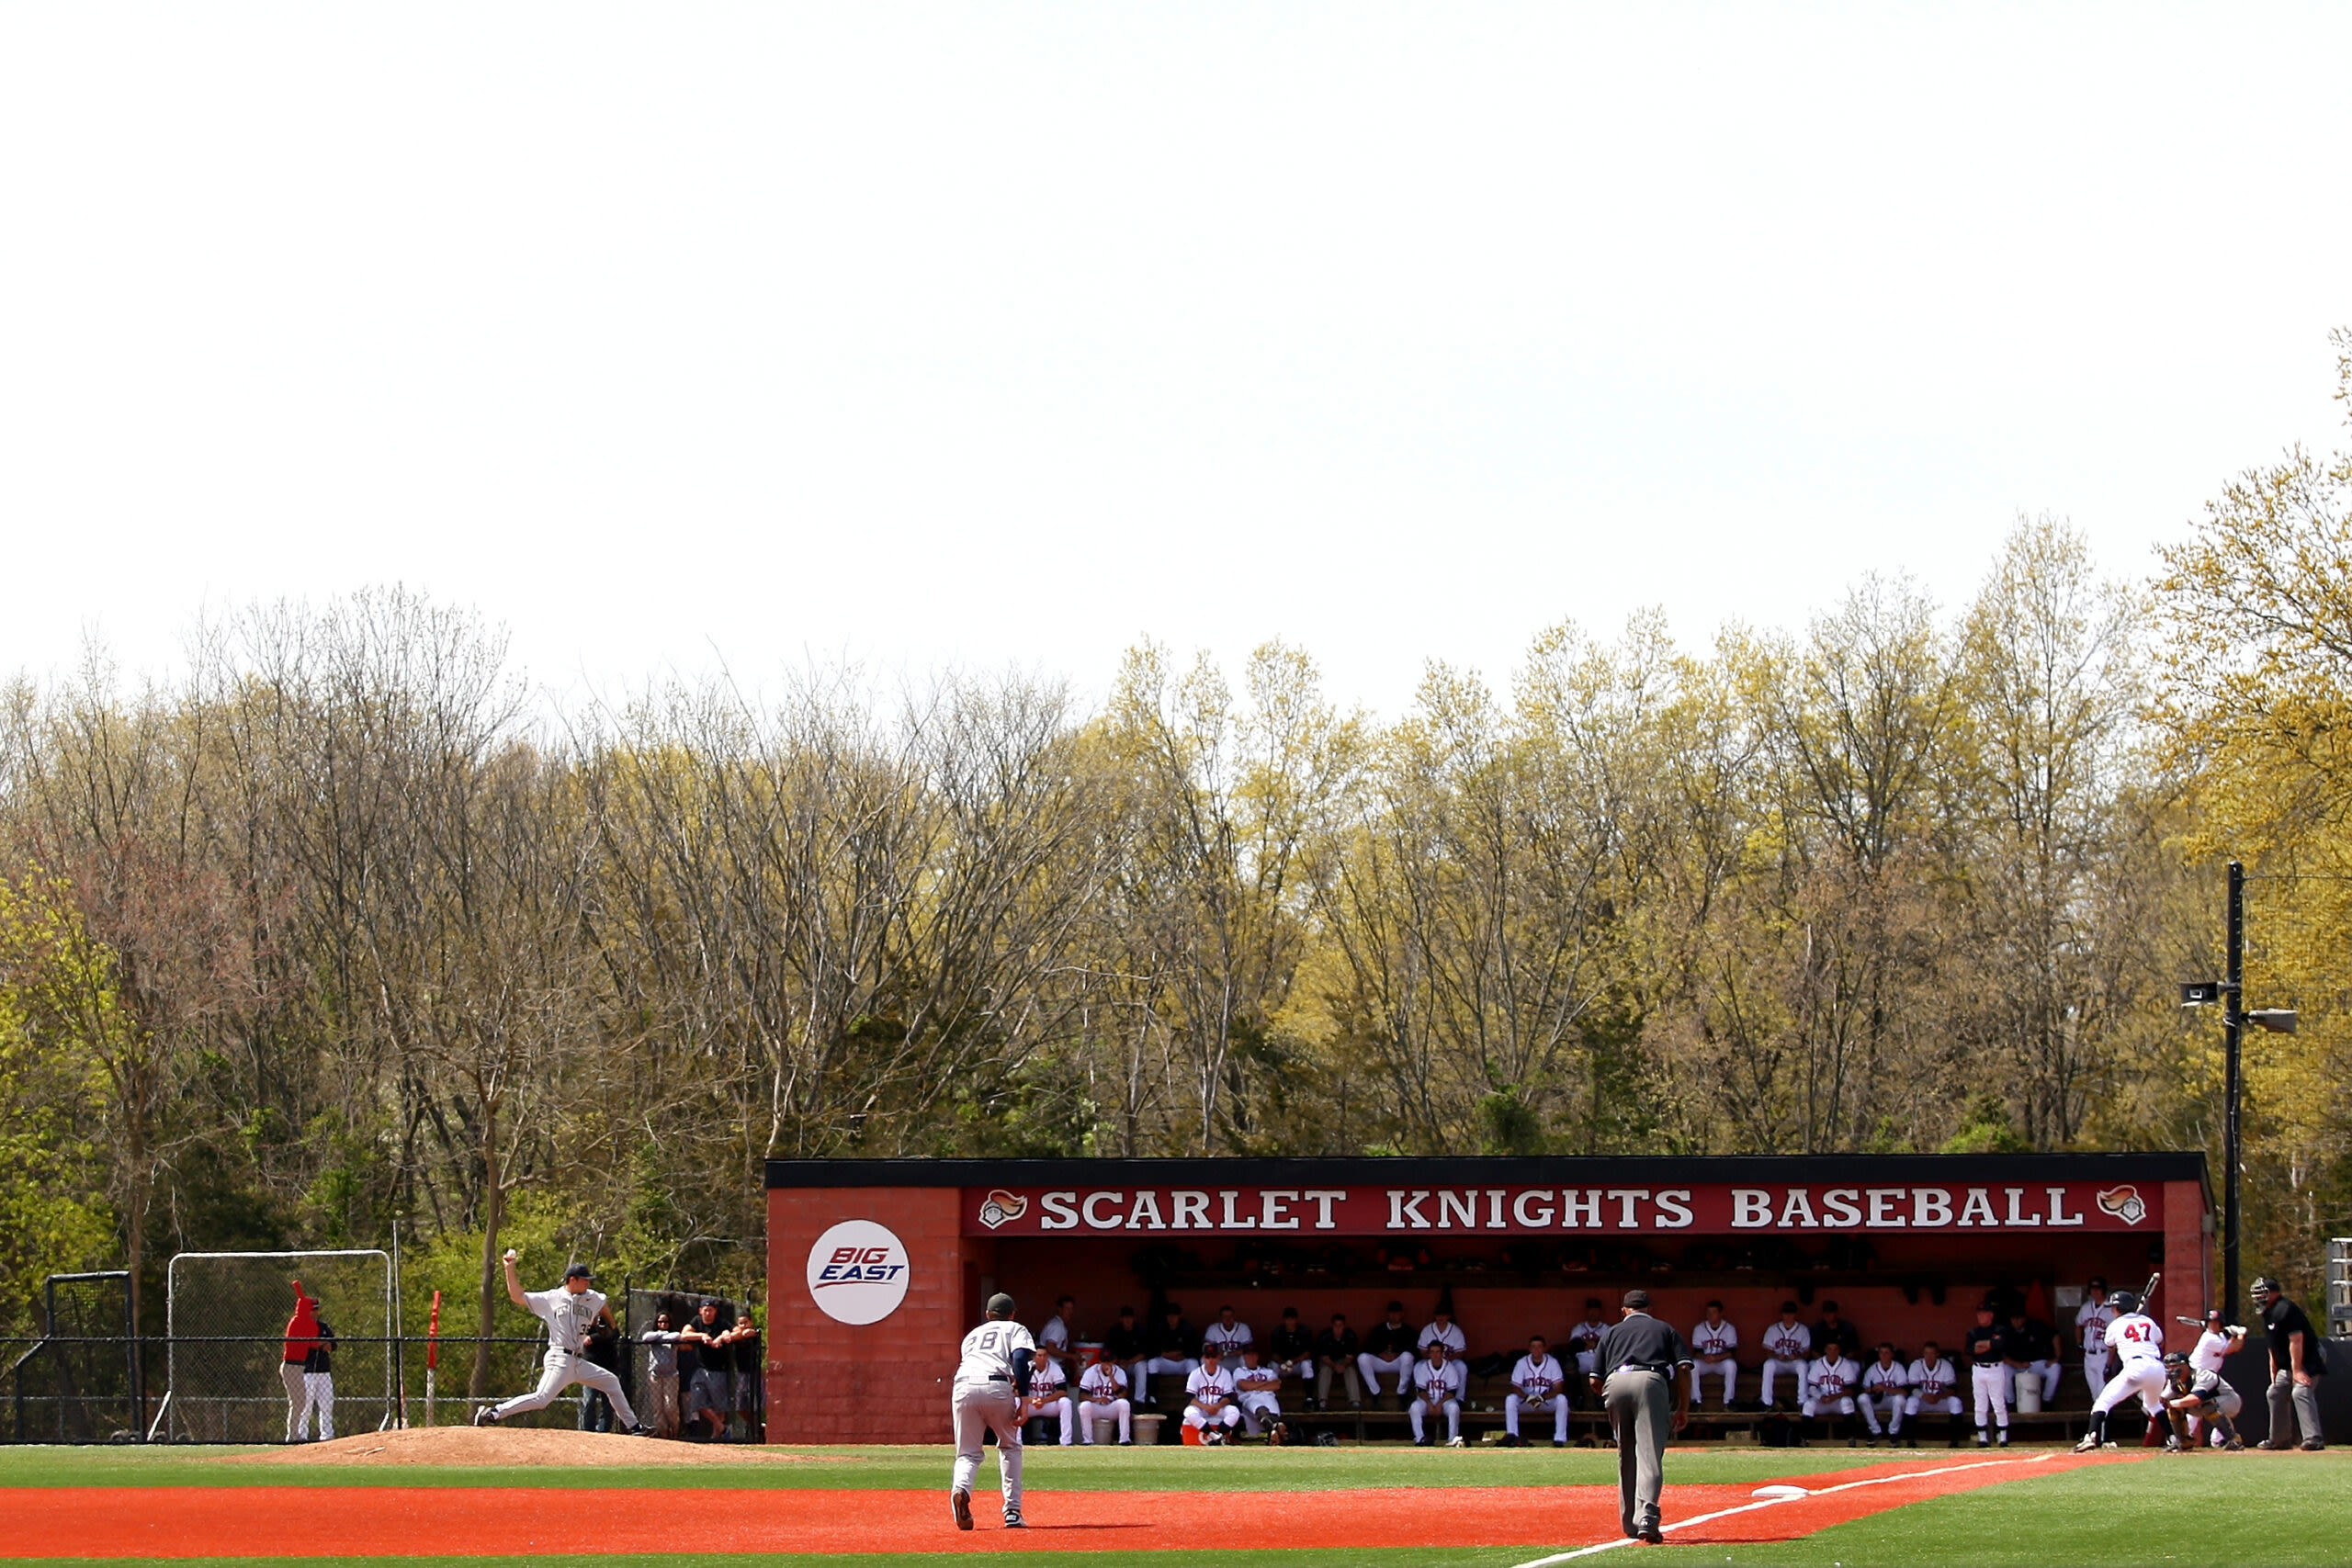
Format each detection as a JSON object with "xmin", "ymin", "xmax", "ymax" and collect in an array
[{"xmin": 7, "ymin": 1454, "xmax": 2138, "ymax": 1558}]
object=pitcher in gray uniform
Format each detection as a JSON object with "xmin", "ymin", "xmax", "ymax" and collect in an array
[
  {"xmin": 949, "ymin": 1292, "xmax": 1035, "ymax": 1531},
  {"xmin": 1591, "ymin": 1288, "xmax": 1692, "ymax": 1545},
  {"xmin": 474, "ymin": 1253, "xmax": 647, "ymax": 1433}
]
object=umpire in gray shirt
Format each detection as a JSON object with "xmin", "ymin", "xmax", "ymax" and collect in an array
[{"xmin": 1590, "ymin": 1289, "xmax": 1693, "ymax": 1545}]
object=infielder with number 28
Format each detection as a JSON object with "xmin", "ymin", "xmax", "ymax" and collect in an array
[{"xmin": 950, "ymin": 1292, "xmax": 1034, "ymax": 1530}]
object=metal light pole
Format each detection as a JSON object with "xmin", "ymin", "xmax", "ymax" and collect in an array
[{"xmin": 2224, "ymin": 860, "xmax": 2244, "ymax": 1314}]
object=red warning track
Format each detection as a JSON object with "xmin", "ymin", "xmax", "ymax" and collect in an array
[{"xmin": 5, "ymin": 1455, "xmax": 2139, "ymax": 1559}]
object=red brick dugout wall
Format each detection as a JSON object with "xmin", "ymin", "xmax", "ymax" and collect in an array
[{"xmin": 768, "ymin": 1185, "xmax": 974, "ymax": 1443}]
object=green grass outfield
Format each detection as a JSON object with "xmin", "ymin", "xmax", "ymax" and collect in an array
[{"xmin": 1, "ymin": 1443, "xmax": 2345, "ymax": 1567}]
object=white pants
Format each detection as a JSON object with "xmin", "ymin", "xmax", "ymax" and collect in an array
[
  {"xmin": 2091, "ymin": 1358, "xmax": 2168, "ymax": 1417},
  {"xmin": 1136, "ymin": 1356, "xmax": 1195, "ymax": 1402},
  {"xmin": 1906, "ymin": 1393, "xmax": 1962, "ymax": 1418},
  {"xmin": 1238, "ymin": 1391, "xmax": 1283, "ymax": 1435},
  {"xmin": 1802, "ymin": 1394, "xmax": 1856, "ymax": 1419},
  {"xmin": 302, "ymin": 1372, "xmax": 335, "ymax": 1439},
  {"xmin": 1080, "ymin": 1397, "xmax": 1130, "ymax": 1443},
  {"xmin": 1690, "ymin": 1360, "xmax": 1737, "ymax": 1404},
  {"xmin": 1970, "ymin": 1364, "xmax": 2009, "ymax": 1429},
  {"xmin": 2083, "ymin": 1348, "xmax": 2110, "ymax": 1392},
  {"xmin": 1183, "ymin": 1402, "xmax": 1240, "ymax": 1430},
  {"xmin": 1507, "ymin": 1392, "xmax": 1568, "ymax": 1440},
  {"xmin": 1761, "ymin": 1358, "xmax": 1807, "ymax": 1404},
  {"xmin": 1359, "ymin": 1351, "xmax": 1415, "ymax": 1397},
  {"xmin": 494, "ymin": 1348, "xmax": 639, "ymax": 1428},
  {"xmin": 1865, "ymin": 1392, "xmax": 1903, "ymax": 1433},
  {"xmin": 1029, "ymin": 1394, "xmax": 1075, "ymax": 1445},
  {"xmin": 1409, "ymin": 1396, "xmax": 1460, "ymax": 1442},
  {"xmin": 951, "ymin": 1381, "xmax": 1023, "ymax": 1511},
  {"xmin": 281, "ymin": 1364, "xmax": 333, "ymax": 1440}
]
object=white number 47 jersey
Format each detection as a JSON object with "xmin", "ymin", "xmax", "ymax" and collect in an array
[
  {"xmin": 956, "ymin": 1320, "xmax": 1036, "ymax": 1384},
  {"xmin": 2107, "ymin": 1312, "xmax": 2163, "ymax": 1363}
]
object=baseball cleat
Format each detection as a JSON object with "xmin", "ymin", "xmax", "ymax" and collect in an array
[
  {"xmin": 951, "ymin": 1490, "xmax": 973, "ymax": 1530},
  {"xmin": 1003, "ymin": 1511, "xmax": 1026, "ymax": 1529},
  {"xmin": 471, "ymin": 1405, "xmax": 498, "ymax": 1427},
  {"xmin": 1447, "ymin": 1435, "xmax": 1465, "ymax": 1448}
]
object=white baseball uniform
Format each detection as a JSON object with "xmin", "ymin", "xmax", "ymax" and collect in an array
[
  {"xmin": 1039, "ymin": 1314, "xmax": 1073, "ymax": 1353},
  {"xmin": 2076, "ymin": 1295, "xmax": 2117, "ymax": 1392},
  {"xmin": 1506, "ymin": 1352, "xmax": 1569, "ymax": 1442},
  {"xmin": 1689, "ymin": 1317, "xmax": 1739, "ymax": 1404},
  {"xmin": 1183, "ymin": 1363, "xmax": 1241, "ymax": 1430},
  {"xmin": 1417, "ymin": 1320, "xmax": 1467, "ymax": 1356},
  {"xmin": 1860, "ymin": 1357, "xmax": 1907, "ymax": 1434},
  {"xmin": 1410, "ymin": 1357, "xmax": 1465, "ymax": 1443},
  {"xmin": 1025, "ymin": 1355, "xmax": 1076, "ymax": 1446},
  {"xmin": 1802, "ymin": 1354, "xmax": 1860, "ymax": 1418},
  {"xmin": 1358, "ymin": 1324, "xmax": 1417, "ymax": 1398},
  {"xmin": 2191, "ymin": 1327, "xmax": 2233, "ymax": 1377},
  {"xmin": 492, "ymin": 1286, "xmax": 639, "ymax": 1429},
  {"xmin": 1904, "ymin": 1356, "xmax": 1962, "ymax": 1418},
  {"xmin": 1567, "ymin": 1317, "xmax": 1610, "ymax": 1379},
  {"xmin": 1202, "ymin": 1320, "xmax": 1253, "ymax": 1359},
  {"xmin": 952, "ymin": 1318, "xmax": 1035, "ymax": 1514},
  {"xmin": 1759, "ymin": 1320, "xmax": 1812, "ymax": 1405},
  {"xmin": 1233, "ymin": 1359, "xmax": 1284, "ymax": 1433},
  {"xmin": 2090, "ymin": 1311, "xmax": 2167, "ymax": 1418},
  {"xmin": 1078, "ymin": 1360, "xmax": 1131, "ymax": 1444}
]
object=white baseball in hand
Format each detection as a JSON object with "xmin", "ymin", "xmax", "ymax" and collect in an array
[{"xmin": 503, "ymin": 1248, "xmax": 520, "ymax": 1264}]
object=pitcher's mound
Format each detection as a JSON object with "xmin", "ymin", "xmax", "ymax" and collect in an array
[{"xmin": 218, "ymin": 1425, "xmax": 811, "ymax": 1466}]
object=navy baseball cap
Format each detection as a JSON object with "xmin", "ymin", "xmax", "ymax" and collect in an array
[{"xmin": 565, "ymin": 1263, "xmax": 594, "ymax": 1280}]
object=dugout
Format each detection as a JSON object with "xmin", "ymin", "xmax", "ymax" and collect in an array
[{"xmin": 765, "ymin": 1153, "xmax": 2209, "ymax": 1443}]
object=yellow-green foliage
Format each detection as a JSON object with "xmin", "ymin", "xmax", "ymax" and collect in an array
[{"xmin": 0, "ymin": 874, "xmax": 122, "ymax": 1332}]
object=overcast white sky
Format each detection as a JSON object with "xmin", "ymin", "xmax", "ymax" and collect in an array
[{"xmin": 3, "ymin": 5, "xmax": 2347, "ymax": 715}]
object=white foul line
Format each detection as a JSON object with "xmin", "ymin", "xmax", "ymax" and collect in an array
[{"xmin": 1506, "ymin": 1452, "xmax": 2057, "ymax": 1566}]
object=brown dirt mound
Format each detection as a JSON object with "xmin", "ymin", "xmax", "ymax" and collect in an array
[{"xmin": 215, "ymin": 1425, "xmax": 812, "ymax": 1466}]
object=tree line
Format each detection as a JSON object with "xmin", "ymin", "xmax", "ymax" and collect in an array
[{"xmin": 3, "ymin": 336, "xmax": 2348, "ymax": 1352}]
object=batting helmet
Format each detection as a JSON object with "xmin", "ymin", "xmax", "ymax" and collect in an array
[{"xmin": 2109, "ymin": 1290, "xmax": 2140, "ymax": 1315}]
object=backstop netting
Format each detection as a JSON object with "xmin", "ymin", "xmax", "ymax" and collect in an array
[{"xmin": 163, "ymin": 1251, "xmax": 393, "ymax": 1443}]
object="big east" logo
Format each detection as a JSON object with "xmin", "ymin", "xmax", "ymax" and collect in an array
[{"xmin": 805, "ymin": 1220, "xmax": 911, "ymax": 1325}]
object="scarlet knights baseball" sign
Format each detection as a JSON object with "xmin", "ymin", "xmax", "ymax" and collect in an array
[{"xmin": 963, "ymin": 1181, "xmax": 2159, "ymax": 1236}]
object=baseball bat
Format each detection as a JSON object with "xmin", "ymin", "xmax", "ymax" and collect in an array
[
  {"xmin": 2142, "ymin": 1271, "xmax": 2163, "ymax": 1315},
  {"xmin": 2176, "ymin": 1316, "xmax": 2205, "ymax": 1328}
]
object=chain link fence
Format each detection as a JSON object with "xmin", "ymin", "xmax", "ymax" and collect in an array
[{"xmin": 1, "ymin": 1268, "xmax": 763, "ymax": 1445}]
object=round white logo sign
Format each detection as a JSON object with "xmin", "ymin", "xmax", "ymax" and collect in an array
[{"xmin": 805, "ymin": 1219, "xmax": 911, "ymax": 1325}]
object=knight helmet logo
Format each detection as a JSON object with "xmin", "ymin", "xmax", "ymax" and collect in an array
[
  {"xmin": 2096, "ymin": 1185, "xmax": 2147, "ymax": 1225},
  {"xmin": 977, "ymin": 1189, "xmax": 1028, "ymax": 1229}
]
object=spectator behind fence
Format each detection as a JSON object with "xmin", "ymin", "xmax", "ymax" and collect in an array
[
  {"xmin": 640, "ymin": 1311, "xmax": 684, "ymax": 1438},
  {"xmin": 729, "ymin": 1309, "xmax": 763, "ymax": 1440},
  {"xmin": 580, "ymin": 1310, "xmax": 624, "ymax": 1432},
  {"xmin": 679, "ymin": 1301, "xmax": 734, "ymax": 1439}
]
